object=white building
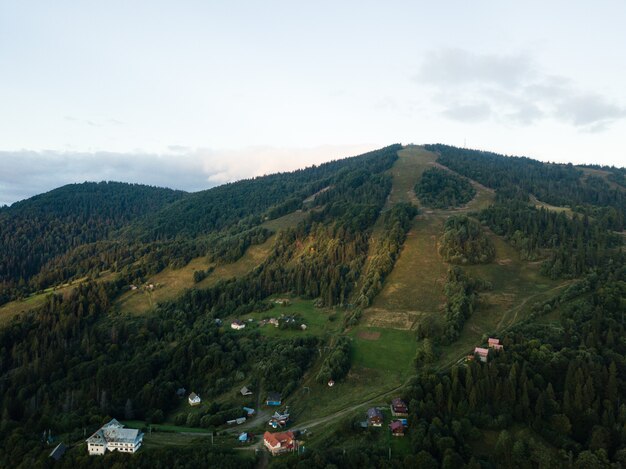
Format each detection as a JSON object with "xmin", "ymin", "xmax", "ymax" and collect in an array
[
  {"xmin": 86, "ymin": 419, "xmax": 143, "ymax": 456},
  {"xmin": 188, "ymin": 392, "xmax": 201, "ymax": 406},
  {"xmin": 231, "ymin": 320, "xmax": 246, "ymax": 330}
]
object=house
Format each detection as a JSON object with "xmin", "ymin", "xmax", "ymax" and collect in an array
[
  {"xmin": 301, "ymin": 324, "xmax": 307, "ymax": 330},
  {"xmin": 391, "ymin": 398, "xmax": 408, "ymax": 417},
  {"xmin": 269, "ymin": 318, "xmax": 280, "ymax": 327},
  {"xmin": 188, "ymin": 392, "xmax": 201, "ymax": 406},
  {"xmin": 231, "ymin": 320, "xmax": 246, "ymax": 330},
  {"xmin": 214, "ymin": 318, "xmax": 223, "ymax": 327},
  {"xmin": 263, "ymin": 431, "xmax": 297, "ymax": 456},
  {"xmin": 488, "ymin": 337, "xmax": 504, "ymax": 351},
  {"xmin": 389, "ymin": 420, "xmax": 405, "ymax": 437},
  {"xmin": 474, "ymin": 347, "xmax": 489, "ymax": 363},
  {"xmin": 86, "ymin": 419, "xmax": 143, "ymax": 456},
  {"xmin": 49, "ymin": 442, "xmax": 67, "ymax": 461},
  {"xmin": 269, "ymin": 409, "xmax": 290, "ymax": 428},
  {"xmin": 243, "ymin": 406, "xmax": 256, "ymax": 416},
  {"xmin": 238, "ymin": 432, "xmax": 251, "ymax": 443},
  {"xmin": 328, "ymin": 379, "xmax": 335, "ymax": 387},
  {"xmin": 367, "ymin": 407, "xmax": 384, "ymax": 427},
  {"xmin": 240, "ymin": 386, "xmax": 253, "ymax": 396},
  {"xmin": 266, "ymin": 392, "xmax": 282, "ymax": 406}
]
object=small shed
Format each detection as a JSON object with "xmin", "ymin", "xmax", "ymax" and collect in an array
[
  {"xmin": 240, "ymin": 386, "xmax": 253, "ymax": 396},
  {"xmin": 266, "ymin": 392, "xmax": 282, "ymax": 406}
]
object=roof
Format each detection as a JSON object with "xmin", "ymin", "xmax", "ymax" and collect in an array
[
  {"xmin": 488, "ymin": 338, "xmax": 500, "ymax": 345},
  {"xmin": 392, "ymin": 398, "xmax": 407, "ymax": 407},
  {"xmin": 189, "ymin": 392, "xmax": 200, "ymax": 400},
  {"xmin": 367, "ymin": 407, "xmax": 383, "ymax": 419},
  {"xmin": 389, "ymin": 421, "xmax": 404, "ymax": 431},
  {"xmin": 264, "ymin": 431, "xmax": 294, "ymax": 447},
  {"xmin": 267, "ymin": 392, "xmax": 282, "ymax": 401},
  {"xmin": 232, "ymin": 319, "xmax": 245, "ymax": 326},
  {"xmin": 240, "ymin": 386, "xmax": 252, "ymax": 395},
  {"xmin": 49, "ymin": 442, "xmax": 67, "ymax": 460},
  {"xmin": 474, "ymin": 347, "xmax": 489, "ymax": 356},
  {"xmin": 86, "ymin": 419, "xmax": 141, "ymax": 445}
]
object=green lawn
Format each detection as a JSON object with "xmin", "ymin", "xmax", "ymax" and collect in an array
[
  {"xmin": 349, "ymin": 327, "xmax": 417, "ymax": 378},
  {"xmin": 236, "ymin": 298, "xmax": 343, "ymax": 338}
]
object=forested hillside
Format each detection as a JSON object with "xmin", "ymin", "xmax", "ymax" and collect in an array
[
  {"xmin": 0, "ymin": 144, "xmax": 624, "ymax": 468},
  {"xmin": 0, "ymin": 182, "xmax": 185, "ymax": 303}
]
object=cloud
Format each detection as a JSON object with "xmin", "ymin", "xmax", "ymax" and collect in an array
[
  {"xmin": 418, "ymin": 48, "xmax": 533, "ymax": 88},
  {"xmin": 416, "ymin": 48, "xmax": 626, "ymax": 130},
  {"xmin": 0, "ymin": 144, "xmax": 378, "ymax": 206}
]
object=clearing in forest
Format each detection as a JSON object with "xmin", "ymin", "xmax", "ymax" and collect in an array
[
  {"xmin": 117, "ymin": 236, "xmax": 276, "ymax": 315},
  {"xmin": 117, "ymin": 209, "xmax": 308, "ymax": 315}
]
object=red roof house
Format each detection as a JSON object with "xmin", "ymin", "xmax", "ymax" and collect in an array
[
  {"xmin": 488, "ymin": 338, "xmax": 504, "ymax": 351},
  {"xmin": 263, "ymin": 431, "xmax": 297, "ymax": 456},
  {"xmin": 474, "ymin": 347, "xmax": 489, "ymax": 363},
  {"xmin": 389, "ymin": 420, "xmax": 405, "ymax": 437}
]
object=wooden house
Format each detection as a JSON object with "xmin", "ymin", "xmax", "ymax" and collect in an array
[
  {"xmin": 391, "ymin": 398, "xmax": 408, "ymax": 417},
  {"xmin": 389, "ymin": 420, "xmax": 405, "ymax": 437},
  {"xmin": 367, "ymin": 407, "xmax": 384, "ymax": 427}
]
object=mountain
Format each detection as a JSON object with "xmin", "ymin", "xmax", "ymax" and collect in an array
[
  {"xmin": 0, "ymin": 145, "xmax": 624, "ymax": 468},
  {"xmin": 0, "ymin": 182, "xmax": 186, "ymax": 303}
]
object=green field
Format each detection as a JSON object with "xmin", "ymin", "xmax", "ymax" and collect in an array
[
  {"xmin": 349, "ymin": 327, "xmax": 417, "ymax": 378},
  {"xmin": 371, "ymin": 214, "xmax": 447, "ymax": 313},
  {"xmin": 234, "ymin": 298, "xmax": 343, "ymax": 338}
]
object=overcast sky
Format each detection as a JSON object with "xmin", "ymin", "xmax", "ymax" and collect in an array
[{"xmin": 1, "ymin": 1, "xmax": 625, "ymax": 206}]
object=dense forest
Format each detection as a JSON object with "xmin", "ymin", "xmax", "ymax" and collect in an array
[
  {"xmin": 414, "ymin": 167, "xmax": 476, "ymax": 209},
  {"xmin": 356, "ymin": 203, "xmax": 418, "ymax": 307},
  {"xmin": 425, "ymin": 144, "xmax": 626, "ymax": 230},
  {"xmin": 438, "ymin": 215, "xmax": 495, "ymax": 265},
  {"xmin": 0, "ymin": 182, "xmax": 185, "ymax": 303}
]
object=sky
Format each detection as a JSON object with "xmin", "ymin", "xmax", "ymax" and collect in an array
[{"xmin": 1, "ymin": 1, "xmax": 625, "ymax": 205}]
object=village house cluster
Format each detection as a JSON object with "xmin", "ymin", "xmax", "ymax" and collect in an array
[
  {"xmin": 230, "ymin": 315, "xmax": 307, "ymax": 331},
  {"xmin": 363, "ymin": 397, "xmax": 409, "ymax": 437}
]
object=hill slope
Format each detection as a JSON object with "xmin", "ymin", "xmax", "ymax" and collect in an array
[{"xmin": 0, "ymin": 144, "xmax": 624, "ymax": 468}]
